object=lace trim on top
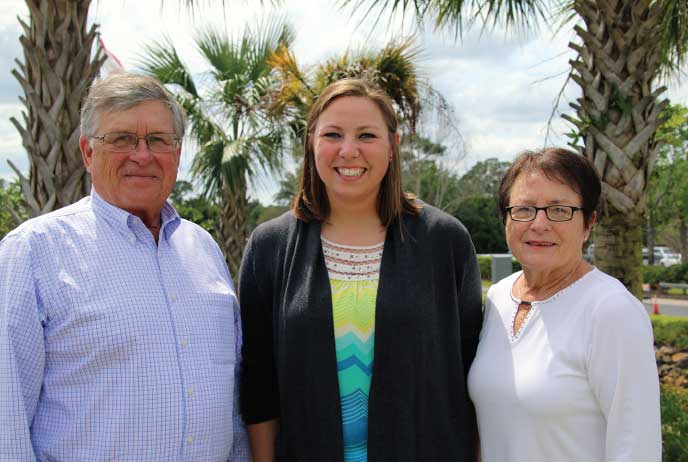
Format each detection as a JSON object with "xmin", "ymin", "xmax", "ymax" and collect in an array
[
  {"xmin": 508, "ymin": 302, "xmax": 537, "ymax": 342},
  {"xmin": 321, "ymin": 236, "xmax": 384, "ymax": 281},
  {"xmin": 507, "ymin": 268, "xmax": 597, "ymax": 342}
]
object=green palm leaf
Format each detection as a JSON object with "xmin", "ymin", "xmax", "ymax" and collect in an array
[{"xmin": 139, "ymin": 36, "xmax": 199, "ymax": 98}]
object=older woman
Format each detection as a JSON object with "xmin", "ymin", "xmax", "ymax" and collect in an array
[
  {"xmin": 467, "ymin": 147, "xmax": 661, "ymax": 461},
  {"xmin": 239, "ymin": 79, "xmax": 483, "ymax": 462}
]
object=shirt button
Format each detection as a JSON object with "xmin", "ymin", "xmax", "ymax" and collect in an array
[
  {"xmin": 187, "ymin": 436, "xmax": 193, "ymax": 444},
  {"xmin": 181, "ymin": 340, "xmax": 189, "ymax": 348},
  {"xmin": 188, "ymin": 388, "xmax": 194, "ymax": 397},
  {"xmin": 129, "ymin": 236, "xmax": 136, "ymax": 245},
  {"xmin": 170, "ymin": 294, "xmax": 177, "ymax": 302}
]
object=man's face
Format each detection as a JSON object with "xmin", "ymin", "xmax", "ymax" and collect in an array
[{"xmin": 80, "ymin": 100, "xmax": 181, "ymax": 224}]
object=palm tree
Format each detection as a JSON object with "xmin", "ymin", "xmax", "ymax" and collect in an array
[
  {"xmin": 10, "ymin": 1, "xmax": 104, "ymax": 217},
  {"xmin": 139, "ymin": 21, "xmax": 295, "ymax": 277},
  {"xmin": 341, "ymin": 0, "xmax": 688, "ymax": 297}
]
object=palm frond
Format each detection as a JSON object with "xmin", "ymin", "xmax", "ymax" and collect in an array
[
  {"xmin": 196, "ymin": 28, "xmax": 236, "ymax": 79},
  {"xmin": 467, "ymin": 0, "xmax": 548, "ymax": 32},
  {"xmin": 182, "ymin": 98, "xmax": 225, "ymax": 144},
  {"xmin": 310, "ymin": 37, "xmax": 423, "ymax": 131},
  {"xmin": 657, "ymin": 0, "xmax": 688, "ymax": 74},
  {"xmin": 191, "ymin": 139, "xmax": 228, "ymax": 197},
  {"xmin": 339, "ymin": 0, "xmax": 547, "ymax": 36},
  {"xmin": 163, "ymin": 0, "xmax": 283, "ymax": 10},
  {"xmin": 273, "ymin": 170, "xmax": 299, "ymax": 205},
  {"xmin": 136, "ymin": 36, "xmax": 199, "ymax": 98},
  {"xmin": 244, "ymin": 131, "xmax": 289, "ymax": 192},
  {"xmin": 192, "ymin": 131, "xmax": 285, "ymax": 197},
  {"xmin": 251, "ymin": 17, "xmax": 296, "ymax": 60},
  {"xmin": 339, "ymin": 0, "xmax": 428, "ymax": 26},
  {"xmin": 376, "ymin": 38, "xmax": 422, "ymax": 129},
  {"xmin": 268, "ymin": 44, "xmax": 314, "ymax": 117},
  {"xmin": 220, "ymin": 138, "xmax": 253, "ymax": 180}
]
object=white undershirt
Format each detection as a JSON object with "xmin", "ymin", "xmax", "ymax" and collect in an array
[{"xmin": 467, "ymin": 268, "xmax": 661, "ymax": 462}]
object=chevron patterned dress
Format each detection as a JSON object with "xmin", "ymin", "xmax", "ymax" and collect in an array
[{"xmin": 322, "ymin": 236, "xmax": 383, "ymax": 462}]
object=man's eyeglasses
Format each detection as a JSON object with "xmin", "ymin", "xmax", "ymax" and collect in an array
[
  {"xmin": 91, "ymin": 132, "xmax": 181, "ymax": 153},
  {"xmin": 505, "ymin": 205, "xmax": 584, "ymax": 222}
]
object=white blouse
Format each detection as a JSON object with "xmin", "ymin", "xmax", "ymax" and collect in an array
[{"xmin": 467, "ymin": 268, "xmax": 661, "ymax": 462}]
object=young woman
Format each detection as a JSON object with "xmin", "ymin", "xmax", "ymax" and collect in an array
[{"xmin": 239, "ymin": 78, "xmax": 483, "ymax": 462}]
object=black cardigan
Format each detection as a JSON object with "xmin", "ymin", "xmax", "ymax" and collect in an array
[{"xmin": 239, "ymin": 204, "xmax": 483, "ymax": 461}]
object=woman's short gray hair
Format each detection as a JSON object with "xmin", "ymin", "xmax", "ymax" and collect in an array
[{"xmin": 80, "ymin": 72, "xmax": 186, "ymax": 138}]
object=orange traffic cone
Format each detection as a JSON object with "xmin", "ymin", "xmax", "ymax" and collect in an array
[{"xmin": 652, "ymin": 296, "xmax": 660, "ymax": 315}]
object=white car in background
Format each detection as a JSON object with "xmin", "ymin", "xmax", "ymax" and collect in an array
[{"xmin": 642, "ymin": 246, "xmax": 682, "ymax": 267}]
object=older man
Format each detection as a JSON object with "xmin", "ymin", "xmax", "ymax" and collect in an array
[{"xmin": 0, "ymin": 73, "xmax": 249, "ymax": 461}]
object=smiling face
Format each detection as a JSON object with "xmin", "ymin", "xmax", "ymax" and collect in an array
[
  {"xmin": 505, "ymin": 171, "xmax": 594, "ymax": 273},
  {"xmin": 79, "ymin": 100, "xmax": 181, "ymax": 224},
  {"xmin": 312, "ymin": 96, "xmax": 394, "ymax": 212}
]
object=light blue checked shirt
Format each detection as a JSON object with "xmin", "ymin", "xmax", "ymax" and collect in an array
[{"xmin": 0, "ymin": 189, "xmax": 250, "ymax": 461}]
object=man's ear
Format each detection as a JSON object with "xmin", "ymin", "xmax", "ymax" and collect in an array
[
  {"xmin": 394, "ymin": 132, "xmax": 401, "ymax": 145},
  {"xmin": 80, "ymin": 136, "xmax": 94, "ymax": 173}
]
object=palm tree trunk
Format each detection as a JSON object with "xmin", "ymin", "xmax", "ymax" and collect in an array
[
  {"xmin": 10, "ymin": 0, "xmax": 104, "ymax": 216},
  {"xmin": 215, "ymin": 179, "xmax": 249, "ymax": 280},
  {"xmin": 593, "ymin": 207, "xmax": 644, "ymax": 296},
  {"xmin": 563, "ymin": 0, "xmax": 669, "ymax": 298}
]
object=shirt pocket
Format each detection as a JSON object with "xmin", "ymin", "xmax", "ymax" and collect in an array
[{"xmin": 199, "ymin": 292, "xmax": 237, "ymax": 366}]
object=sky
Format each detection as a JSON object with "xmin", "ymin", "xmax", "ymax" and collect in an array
[{"xmin": 1, "ymin": 0, "xmax": 687, "ymax": 203}]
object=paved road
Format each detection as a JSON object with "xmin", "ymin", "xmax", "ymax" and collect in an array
[{"xmin": 642, "ymin": 298, "xmax": 688, "ymax": 317}]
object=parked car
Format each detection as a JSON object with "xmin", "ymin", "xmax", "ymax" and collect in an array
[{"xmin": 642, "ymin": 246, "xmax": 681, "ymax": 267}]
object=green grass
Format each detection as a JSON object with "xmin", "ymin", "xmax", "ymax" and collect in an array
[
  {"xmin": 665, "ymin": 287, "xmax": 688, "ymax": 296},
  {"xmin": 652, "ymin": 315, "xmax": 688, "ymax": 322}
]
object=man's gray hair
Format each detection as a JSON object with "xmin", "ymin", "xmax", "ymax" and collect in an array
[{"xmin": 80, "ymin": 72, "xmax": 186, "ymax": 138}]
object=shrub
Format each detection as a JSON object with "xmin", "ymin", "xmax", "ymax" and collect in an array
[
  {"xmin": 645, "ymin": 266, "xmax": 668, "ymax": 285},
  {"xmin": 644, "ymin": 264, "xmax": 688, "ymax": 284},
  {"xmin": 652, "ymin": 316, "xmax": 688, "ymax": 350},
  {"xmin": 661, "ymin": 385, "xmax": 688, "ymax": 462},
  {"xmin": 477, "ymin": 255, "xmax": 491, "ymax": 280},
  {"xmin": 670, "ymin": 264, "xmax": 688, "ymax": 283}
]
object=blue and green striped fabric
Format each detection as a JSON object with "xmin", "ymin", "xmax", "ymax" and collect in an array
[{"xmin": 331, "ymin": 278, "xmax": 377, "ymax": 462}]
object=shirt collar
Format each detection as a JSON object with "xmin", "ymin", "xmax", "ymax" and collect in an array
[
  {"xmin": 159, "ymin": 200, "xmax": 181, "ymax": 241},
  {"xmin": 89, "ymin": 187, "xmax": 132, "ymax": 232},
  {"xmin": 89, "ymin": 187, "xmax": 181, "ymax": 243}
]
